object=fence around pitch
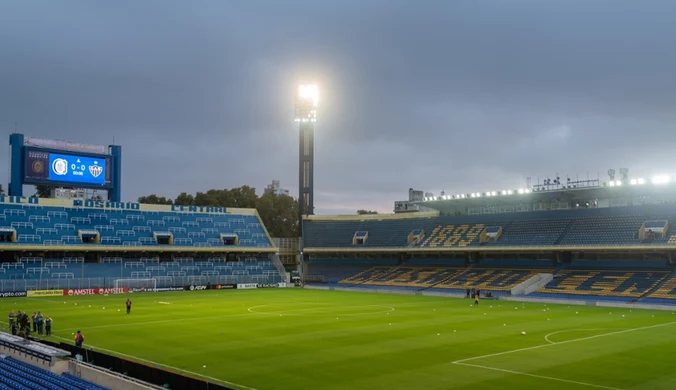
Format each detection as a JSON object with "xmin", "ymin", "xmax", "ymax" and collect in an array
[{"xmin": 0, "ymin": 274, "xmax": 283, "ymax": 293}]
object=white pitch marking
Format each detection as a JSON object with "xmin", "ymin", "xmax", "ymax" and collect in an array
[
  {"xmin": 454, "ymin": 362, "xmax": 623, "ymax": 390},
  {"xmin": 453, "ymin": 320, "xmax": 676, "ymax": 364},
  {"xmin": 48, "ymin": 334, "xmax": 257, "ymax": 390},
  {"xmin": 543, "ymin": 328, "xmax": 620, "ymax": 345},
  {"xmin": 451, "ymin": 321, "xmax": 676, "ymax": 389}
]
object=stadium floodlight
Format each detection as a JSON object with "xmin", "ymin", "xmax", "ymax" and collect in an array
[
  {"xmin": 517, "ymin": 188, "xmax": 524, "ymax": 194},
  {"xmin": 637, "ymin": 178, "xmax": 645, "ymax": 185},
  {"xmin": 295, "ymin": 84, "xmax": 318, "ymax": 123},
  {"xmin": 507, "ymin": 190, "xmax": 513, "ymax": 195},
  {"xmin": 615, "ymin": 180, "xmax": 622, "ymax": 186},
  {"xmin": 524, "ymin": 188, "xmax": 531, "ymax": 194},
  {"xmin": 491, "ymin": 191, "xmax": 497, "ymax": 196},
  {"xmin": 652, "ymin": 175, "xmax": 670, "ymax": 185}
]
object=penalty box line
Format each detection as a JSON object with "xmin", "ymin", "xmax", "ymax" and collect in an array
[
  {"xmin": 453, "ymin": 362, "xmax": 623, "ymax": 390},
  {"xmin": 451, "ymin": 320, "xmax": 676, "ymax": 390}
]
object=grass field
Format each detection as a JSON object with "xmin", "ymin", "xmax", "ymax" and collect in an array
[{"xmin": 1, "ymin": 289, "xmax": 675, "ymax": 390}]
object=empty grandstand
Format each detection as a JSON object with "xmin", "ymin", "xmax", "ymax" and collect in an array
[
  {"xmin": 0, "ymin": 356, "xmax": 107, "ymax": 390},
  {"xmin": 0, "ymin": 200, "xmax": 273, "ymax": 249},
  {"xmin": 302, "ymin": 176, "xmax": 676, "ymax": 306},
  {"xmin": 0, "ymin": 196, "xmax": 285, "ymax": 293}
]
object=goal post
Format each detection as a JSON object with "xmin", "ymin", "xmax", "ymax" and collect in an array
[{"xmin": 114, "ymin": 278, "xmax": 157, "ymax": 291}]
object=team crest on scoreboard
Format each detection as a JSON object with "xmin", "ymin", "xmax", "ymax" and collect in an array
[
  {"xmin": 32, "ymin": 160, "xmax": 44, "ymax": 173},
  {"xmin": 89, "ymin": 163, "xmax": 103, "ymax": 178}
]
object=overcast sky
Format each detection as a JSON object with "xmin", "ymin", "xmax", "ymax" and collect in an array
[{"xmin": 2, "ymin": 1, "xmax": 676, "ymax": 214}]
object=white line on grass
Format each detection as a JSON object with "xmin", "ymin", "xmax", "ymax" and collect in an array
[
  {"xmin": 451, "ymin": 321, "xmax": 676, "ymax": 390},
  {"xmin": 0, "ymin": 321, "xmax": 256, "ymax": 390},
  {"xmin": 453, "ymin": 320, "xmax": 676, "ymax": 364},
  {"xmin": 454, "ymin": 362, "xmax": 623, "ymax": 390},
  {"xmin": 543, "ymin": 328, "xmax": 620, "ymax": 344}
]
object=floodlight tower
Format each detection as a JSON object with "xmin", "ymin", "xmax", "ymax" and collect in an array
[{"xmin": 295, "ymin": 84, "xmax": 318, "ymax": 237}]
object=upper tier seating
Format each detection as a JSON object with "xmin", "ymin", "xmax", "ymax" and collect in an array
[
  {"xmin": 0, "ymin": 204, "xmax": 272, "ymax": 248},
  {"xmin": 0, "ymin": 356, "xmax": 108, "ymax": 390},
  {"xmin": 538, "ymin": 269, "xmax": 669, "ymax": 298},
  {"xmin": 304, "ymin": 204, "xmax": 676, "ymax": 249},
  {"xmin": 419, "ymin": 224, "xmax": 484, "ymax": 247}
]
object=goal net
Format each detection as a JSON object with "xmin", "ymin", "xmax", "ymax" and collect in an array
[{"xmin": 114, "ymin": 278, "xmax": 157, "ymax": 291}]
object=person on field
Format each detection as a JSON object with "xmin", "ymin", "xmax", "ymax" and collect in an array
[
  {"xmin": 474, "ymin": 292, "xmax": 480, "ymax": 306},
  {"xmin": 126, "ymin": 298, "xmax": 132, "ymax": 314},
  {"xmin": 32, "ymin": 312, "xmax": 37, "ymax": 333},
  {"xmin": 37, "ymin": 312, "xmax": 44, "ymax": 335},
  {"xmin": 45, "ymin": 316, "xmax": 52, "ymax": 336},
  {"xmin": 74, "ymin": 330, "xmax": 84, "ymax": 347},
  {"xmin": 8, "ymin": 310, "xmax": 14, "ymax": 331}
]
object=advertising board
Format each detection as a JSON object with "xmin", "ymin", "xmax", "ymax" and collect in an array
[
  {"xmin": 130, "ymin": 287, "xmax": 184, "ymax": 293},
  {"xmin": 256, "ymin": 283, "xmax": 287, "ymax": 288},
  {"xmin": 0, "ymin": 291, "xmax": 27, "ymax": 298},
  {"xmin": 212, "ymin": 284, "xmax": 236, "ymax": 290},
  {"xmin": 63, "ymin": 288, "xmax": 128, "ymax": 296},
  {"xmin": 237, "ymin": 283, "xmax": 258, "ymax": 290},
  {"xmin": 185, "ymin": 285, "xmax": 208, "ymax": 291},
  {"xmin": 27, "ymin": 290, "xmax": 64, "ymax": 297}
]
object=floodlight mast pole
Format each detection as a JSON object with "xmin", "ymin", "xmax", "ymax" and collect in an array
[{"xmin": 295, "ymin": 85, "xmax": 318, "ymax": 238}]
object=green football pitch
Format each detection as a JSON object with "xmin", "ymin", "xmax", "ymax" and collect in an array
[{"xmin": 1, "ymin": 288, "xmax": 675, "ymax": 390}]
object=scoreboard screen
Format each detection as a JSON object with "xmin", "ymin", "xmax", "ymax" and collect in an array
[{"xmin": 24, "ymin": 148, "xmax": 112, "ymax": 187}]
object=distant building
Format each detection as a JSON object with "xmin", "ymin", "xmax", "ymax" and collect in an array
[
  {"xmin": 394, "ymin": 188, "xmax": 435, "ymax": 213},
  {"xmin": 265, "ymin": 180, "xmax": 290, "ymax": 196}
]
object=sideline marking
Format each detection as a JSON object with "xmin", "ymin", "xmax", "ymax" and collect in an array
[
  {"xmin": 0, "ymin": 320, "xmax": 256, "ymax": 390},
  {"xmin": 51, "ymin": 335, "xmax": 258, "ymax": 390},
  {"xmin": 452, "ymin": 321, "xmax": 676, "ymax": 390}
]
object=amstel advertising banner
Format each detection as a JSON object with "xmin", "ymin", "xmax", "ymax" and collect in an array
[{"xmin": 63, "ymin": 287, "xmax": 129, "ymax": 296}]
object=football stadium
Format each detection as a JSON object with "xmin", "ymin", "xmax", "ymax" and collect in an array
[{"xmin": 1, "ymin": 131, "xmax": 676, "ymax": 390}]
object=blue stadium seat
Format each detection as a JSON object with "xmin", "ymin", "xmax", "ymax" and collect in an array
[{"xmin": 0, "ymin": 204, "xmax": 272, "ymax": 249}]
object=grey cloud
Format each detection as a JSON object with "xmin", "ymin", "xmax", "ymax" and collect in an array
[{"xmin": 2, "ymin": 1, "xmax": 676, "ymax": 214}]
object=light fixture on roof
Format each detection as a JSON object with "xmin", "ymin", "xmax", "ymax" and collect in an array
[
  {"xmin": 295, "ymin": 84, "xmax": 318, "ymax": 123},
  {"xmin": 652, "ymin": 175, "xmax": 670, "ymax": 185}
]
